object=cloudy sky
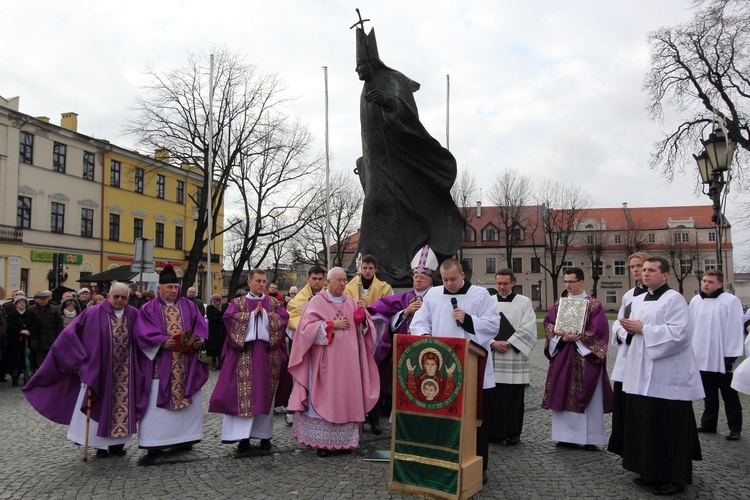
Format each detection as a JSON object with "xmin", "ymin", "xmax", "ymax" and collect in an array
[{"xmin": 5, "ymin": 1, "xmax": 745, "ymax": 263}]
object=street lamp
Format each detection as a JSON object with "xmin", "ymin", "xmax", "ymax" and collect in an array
[
  {"xmin": 197, "ymin": 263, "xmax": 205, "ymax": 300},
  {"xmin": 693, "ymin": 127, "xmax": 735, "ymax": 272},
  {"xmin": 537, "ymin": 279, "xmax": 543, "ymax": 310}
]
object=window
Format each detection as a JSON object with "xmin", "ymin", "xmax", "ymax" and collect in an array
[
  {"xmin": 592, "ymin": 261, "xmax": 603, "ymax": 277},
  {"xmin": 464, "ymin": 228, "xmax": 476, "ymax": 242},
  {"xmin": 483, "ymin": 227, "xmax": 498, "ymax": 242},
  {"xmin": 561, "ymin": 260, "xmax": 573, "ymax": 270},
  {"xmin": 20, "ymin": 268, "xmax": 29, "ymax": 295},
  {"xmin": 704, "ymin": 258, "xmax": 717, "ymax": 271},
  {"xmin": 531, "ymin": 257, "xmax": 541, "ymax": 273},
  {"xmin": 557, "ymin": 234, "xmax": 568, "ymax": 245},
  {"xmin": 109, "ymin": 214, "xmax": 120, "ymax": 241},
  {"xmin": 110, "ymin": 160, "xmax": 121, "ymax": 187},
  {"xmin": 81, "ymin": 208, "xmax": 94, "ymax": 237},
  {"xmin": 708, "ymin": 232, "xmax": 716, "ymax": 242},
  {"xmin": 133, "ymin": 219, "xmax": 144, "ymax": 240},
  {"xmin": 586, "ymin": 234, "xmax": 594, "ymax": 245},
  {"xmin": 511, "ymin": 227, "xmax": 524, "ymax": 242},
  {"xmin": 680, "ymin": 259, "xmax": 693, "ymax": 276},
  {"xmin": 674, "ymin": 232, "xmax": 689, "ymax": 243},
  {"xmin": 53, "ymin": 142, "xmax": 67, "ymax": 173},
  {"xmin": 513, "ymin": 285, "xmax": 523, "ymax": 295},
  {"xmin": 614, "ymin": 234, "xmax": 622, "ymax": 244},
  {"xmin": 135, "ymin": 168, "xmax": 144, "ymax": 194},
  {"xmin": 485, "ymin": 257, "xmax": 496, "ymax": 274},
  {"xmin": 19, "ymin": 132, "xmax": 33, "ymax": 164},
  {"xmin": 605, "ymin": 291, "xmax": 618, "ymax": 304},
  {"xmin": 156, "ymin": 175, "xmax": 165, "ymax": 199},
  {"xmin": 648, "ymin": 233, "xmax": 656, "ymax": 243},
  {"xmin": 17, "ymin": 196, "xmax": 32, "ymax": 228},
  {"xmin": 512, "ymin": 257, "xmax": 523, "ymax": 274},
  {"xmin": 176, "ymin": 181, "xmax": 185, "ymax": 204},
  {"xmin": 50, "ymin": 202, "xmax": 65, "ymax": 233},
  {"xmin": 175, "ymin": 226, "xmax": 184, "ymax": 250},
  {"xmin": 155, "ymin": 222, "xmax": 165, "ymax": 247},
  {"xmin": 614, "ymin": 260, "xmax": 626, "ymax": 276},
  {"xmin": 463, "ymin": 258, "xmax": 473, "ymax": 273},
  {"xmin": 531, "ymin": 283, "xmax": 541, "ymax": 302},
  {"xmin": 83, "ymin": 152, "xmax": 95, "ymax": 180}
]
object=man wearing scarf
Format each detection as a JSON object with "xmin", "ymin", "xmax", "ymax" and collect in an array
[
  {"xmin": 542, "ymin": 267, "xmax": 613, "ymax": 450},
  {"xmin": 209, "ymin": 269, "xmax": 289, "ymax": 452},
  {"xmin": 689, "ymin": 268, "xmax": 744, "ymax": 441},
  {"xmin": 134, "ymin": 264, "xmax": 209, "ymax": 454},
  {"xmin": 24, "ymin": 282, "xmax": 150, "ymax": 457}
]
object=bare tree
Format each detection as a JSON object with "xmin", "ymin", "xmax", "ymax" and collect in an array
[
  {"xmin": 489, "ymin": 169, "xmax": 533, "ymax": 267},
  {"xmin": 450, "ymin": 168, "xmax": 478, "ymax": 262},
  {"xmin": 223, "ymin": 117, "xmax": 324, "ymax": 298},
  {"xmin": 644, "ymin": 7, "xmax": 750, "ymax": 181},
  {"xmin": 294, "ymin": 171, "xmax": 363, "ymax": 268},
  {"xmin": 529, "ymin": 180, "xmax": 590, "ymax": 298},
  {"xmin": 662, "ymin": 229, "xmax": 702, "ymax": 295},
  {"xmin": 126, "ymin": 48, "xmax": 298, "ymax": 292},
  {"xmin": 582, "ymin": 229, "xmax": 611, "ymax": 299}
]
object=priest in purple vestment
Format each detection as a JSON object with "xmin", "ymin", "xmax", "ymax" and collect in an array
[
  {"xmin": 209, "ymin": 268, "xmax": 290, "ymax": 452},
  {"xmin": 541, "ymin": 267, "xmax": 613, "ymax": 449},
  {"xmin": 23, "ymin": 282, "xmax": 150, "ymax": 458},
  {"xmin": 133, "ymin": 264, "xmax": 209, "ymax": 454},
  {"xmin": 368, "ymin": 245, "xmax": 438, "ymax": 397},
  {"xmin": 287, "ymin": 267, "xmax": 380, "ymax": 456}
]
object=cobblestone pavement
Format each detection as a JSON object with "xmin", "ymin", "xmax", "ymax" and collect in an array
[{"xmin": 2, "ymin": 339, "xmax": 749, "ymax": 499}]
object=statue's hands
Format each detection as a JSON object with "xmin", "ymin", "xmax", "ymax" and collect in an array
[
  {"xmin": 406, "ymin": 359, "xmax": 415, "ymax": 372},
  {"xmin": 446, "ymin": 363, "xmax": 456, "ymax": 376},
  {"xmin": 365, "ymin": 89, "xmax": 393, "ymax": 109}
]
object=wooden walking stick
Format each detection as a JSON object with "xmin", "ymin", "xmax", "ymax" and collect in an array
[{"xmin": 83, "ymin": 387, "xmax": 92, "ymax": 462}]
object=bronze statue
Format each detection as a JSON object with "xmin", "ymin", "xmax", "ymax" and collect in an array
[{"xmin": 348, "ymin": 11, "xmax": 464, "ymax": 286}]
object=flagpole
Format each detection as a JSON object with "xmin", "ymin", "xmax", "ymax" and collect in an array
[
  {"xmin": 446, "ymin": 74, "xmax": 450, "ymax": 150},
  {"xmin": 323, "ymin": 65, "xmax": 331, "ymax": 270},
  {"xmin": 206, "ymin": 54, "xmax": 214, "ymax": 301}
]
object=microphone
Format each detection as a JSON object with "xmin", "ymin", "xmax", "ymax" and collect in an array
[{"xmin": 450, "ymin": 297, "xmax": 461, "ymax": 327}]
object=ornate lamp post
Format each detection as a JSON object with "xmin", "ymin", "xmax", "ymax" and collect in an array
[
  {"xmin": 197, "ymin": 263, "xmax": 205, "ymax": 300},
  {"xmin": 693, "ymin": 127, "xmax": 735, "ymax": 272}
]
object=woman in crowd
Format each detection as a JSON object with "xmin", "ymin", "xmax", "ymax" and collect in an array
[
  {"xmin": 205, "ymin": 293, "xmax": 227, "ymax": 370},
  {"xmin": 6, "ymin": 295, "xmax": 35, "ymax": 387}
]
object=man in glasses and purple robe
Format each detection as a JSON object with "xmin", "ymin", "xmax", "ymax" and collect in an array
[{"xmin": 24, "ymin": 281, "xmax": 150, "ymax": 458}]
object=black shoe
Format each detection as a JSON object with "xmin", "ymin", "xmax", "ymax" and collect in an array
[
  {"xmin": 583, "ymin": 444, "xmax": 598, "ymax": 451},
  {"xmin": 237, "ymin": 439, "xmax": 250, "ymax": 452},
  {"xmin": 260, "ymin": 439, "xmax": 272, "ymax": 451},
  {"xmin": 11, "ymin": 378, "xmax": 19, "ymax": 387},
  {"xmin": 370, "ymin": 422, "xmax": 383, "ymax": 435},
  {"xmin": 555, "ymin": 441, "xmax": 577, "ymax": 448},
  {"xmin": 506, "ymin": 436, "xmax": 520, "ymax": 446},
  {"xmin": 95, "ymin": 449, "xmax": 109, "ymax": 458},
  {"xmin": 653, "ymin": 483, "xmax": 684, "ymax": 496},
  {"xmin": 108, "ymin": 444, "xmax": 126, "ymax": 456},
  {"xmin": 726, "ymin": 431, "xmax": 741, "ymax": 441},
  {"xmin": 633, "ymin": 477, "xmax": 660, "ymax": 486},
  {"xmin": 696, "ymin": 426, "xmax": 716, "ymax": 433},
  {"xmin": 317, "ymin": 448, "xmax": 331, "ymax": 457},
  {"xmin": 146, "ymin": 448, "xmax": 163, "ymax": 457}
]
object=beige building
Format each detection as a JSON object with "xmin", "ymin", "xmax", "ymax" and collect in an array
[
  {"xmin": 0, "ymin": 95, "xmax": 223, "ymax": 299},
  {"xmin": 334, "ymin": 202, "xmax": 733, "ymax": 312}
]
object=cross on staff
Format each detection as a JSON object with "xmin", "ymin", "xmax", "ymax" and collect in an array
[{"xmin": 349, "ymin": 8, "xmax": 370, "ymax": 31}]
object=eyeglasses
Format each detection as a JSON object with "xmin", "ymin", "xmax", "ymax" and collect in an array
[
  {"xmin": 562, "ymin": 280, "xmax": 581, "ymax": 284},
  {"xmin": 111, "ymin": 294, "xmax": 128, "ymax": 300}
]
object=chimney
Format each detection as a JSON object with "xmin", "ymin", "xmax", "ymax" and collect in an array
[
  {"xmin": 60, "ymin": 112, "xmax": 78, "ymax": 132},
  {"xmin": 36, "ymin": 116, "xmax": 50, "ymax": 123},
  {"xmin": 622, "ymin": 201, "xmax": 633, "ymax": 226},
  {"xmin": 155, "ymin": 148, "xmax": 170, "ymax": 163},
  {"xmin": 476, "ymin": 200, "xmax": 482, "ymax": 218}
]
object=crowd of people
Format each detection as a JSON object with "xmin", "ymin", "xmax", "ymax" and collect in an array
[{"xmin": 3, "ymin": 250, "xmax": 749, "ymax": 497}]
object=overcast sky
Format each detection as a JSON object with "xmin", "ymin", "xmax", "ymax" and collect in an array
[{"xmin": 5, "ymin": 1, "xmax": 746, "ymax": 265}]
